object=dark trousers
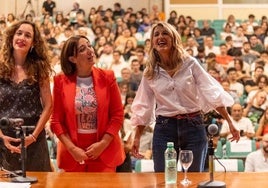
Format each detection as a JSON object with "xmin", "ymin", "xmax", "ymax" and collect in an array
[
  {"xmin": 116, "ymin": 152, "xmax": 132, "ymax": 172},
  {"xmin": 153, "ymin": 115, "xmax": 207, "ymax": 172}
]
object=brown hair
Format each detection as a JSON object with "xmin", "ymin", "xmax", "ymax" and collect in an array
[
  {"xmin": 0, "ymin": 20, "xmax": 52, "ymax": 85},
  {"xmin": 60, "ymin": 35, "xmax": 89, "ymax": 75}
]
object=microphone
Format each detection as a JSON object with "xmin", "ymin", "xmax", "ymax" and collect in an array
[
  {"xmin": 207, "ymin": 123, "xmax": 218, "ymax": 136},
  {"xmin": 198, "ymin": 124, "xmax": 226, "ymax": 188},
  {"xmin": 0, "ymin": 117, "xmax": 24, "ymax": 129}
]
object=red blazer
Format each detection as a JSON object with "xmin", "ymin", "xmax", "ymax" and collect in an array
[{"xmin": 51, "ymin": 67, "xmax": 125, "ymax": 168}]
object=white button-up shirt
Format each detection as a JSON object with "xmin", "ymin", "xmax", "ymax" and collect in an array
[{"xmin": 131, "ymin": 56, "xmax": 234, "ymax": 126}]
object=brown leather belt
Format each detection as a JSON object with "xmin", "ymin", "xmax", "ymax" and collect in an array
[{"xmin": 172, "ymin": 111, "xmax": 201, "ymax": 119}]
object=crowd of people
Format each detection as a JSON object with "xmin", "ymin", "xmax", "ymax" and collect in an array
[{"xmin": 0, "ymin": 0, "xmax": 268, "ymax": 173}]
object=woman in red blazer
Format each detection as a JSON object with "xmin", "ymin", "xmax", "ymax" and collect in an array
[{"xmin": 50, "ymin": 35, "xmax": 125, "ymax": 172}]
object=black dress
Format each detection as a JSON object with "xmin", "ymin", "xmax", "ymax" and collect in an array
[{"xmin": 0, "ymin": 78, "xmax": 51, "ymax": 171}]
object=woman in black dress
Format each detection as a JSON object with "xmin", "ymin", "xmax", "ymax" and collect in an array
[{"xmin": 0, "ymin": 20, "xmax": 53, "ymax": 171}]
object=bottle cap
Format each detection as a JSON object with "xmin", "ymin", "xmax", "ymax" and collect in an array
[{"xmin": 167, "ymin": 142, "xmax": 174, "ymax": 147}]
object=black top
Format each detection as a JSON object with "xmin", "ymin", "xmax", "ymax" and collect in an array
[
  {"xmin": 0, "ymin": 78, "xmax": 51, "ymax": 171},
  {"xmin": 42, "ymin": 1, "xmax": 56, "ymax": 16},
  {"xmin": 0, "ymin": 79, "xmax": 42, "ymax": 125}
]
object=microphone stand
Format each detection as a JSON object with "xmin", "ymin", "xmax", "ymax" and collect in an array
[
  {"xmin": 198, "ymin": 135, "xmax": 226, "ymax": 188},
  {"xmin": 11, "ymin": 127, "xmax": 37, "ymax": 183}
]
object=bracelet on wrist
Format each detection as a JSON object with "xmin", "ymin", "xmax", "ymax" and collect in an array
[{"xmin": 29, "ymin": 134, "xmax": 37, "ymax": 142}]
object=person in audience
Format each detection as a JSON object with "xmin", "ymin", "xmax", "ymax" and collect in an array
[
  {"xmin": 216, "ymin": 43, "xmax": 233, "ymax": 70},
  {"xmin": 233, "ymin": 57, "xmax": 251, "ymax": 84},
  {"xmin": 184, "ymin": 36, "xmax": 198, "ymax": 56},
  {"xmin": 42, "ymin": 0, "xmax": 56, "ymax": 17},
  {"xmin": 223, "ymin": 14, "xmax": 239, "ymax": 33},
  {"xmin": 221, "ymin": 80, "xmax": 240, "ymax": 104},
  {"xmin": 226, "ymin": 67, "xmax": 244, "ymax": 97},
  {"xmin": 244, "ymin": 65, "xmax": 265, "ymax": 95},
  {"xmin": 193, "ymin": 27, "xmax": 204, "ymax": 47},
  {"xmin": 134, "ymin": 49, "xmax": 147, "ymax": 71},
  {"xmin": 50, "ymin": 35, "xmax": 125, "ymax": 172},
  {"xmin": 102, "ymin": 8, "xmax": 114, "ymax": 29},
  {"xmin": 129, "ymin": 59, "xmax": 143, "ymax": 91},
  {"xmin": 118, "ymin": 80, "xmax": 132, "ymax": 105},
  {"xmin": 116, "ymin": 91, "xmax": 136, "ymax": 172},
  {"xmin": 114, "ymin": 28, "xmax": 137, "ymax": 53},
  {"xmin": 113, "ymin": 2, "xmax": 125, "ymax": 20},
  {"xmin": 249, "ymin": 34, "xmax": 265, "ymax": 54},
  {"xmin": 200, "ymin": 20, "xmax": 216, "ymax": 38},
  {"xmin": 232, "ymin": 26, "xmax": 248, "ymax": 49},
  {"xmin": 245, "ymin": 14, "xmax": 259, "ymax": 36},
  {"xmin": 227, "ymin": 47, "xmax": 251, "ymax": 75},
  {"xmin": 43, "ymin": 28, "xmax": 59, "ymax": 53},
  {"xmin": 68, "ymin": 2, "xmax": 85, "ymax": 18},
  {"xmin": 180, "ymin": 26, "xmax": 192, "ymax": 47},
  {"xmin": 54, "ymin": 12, "xmax": 66, "ymax": 27},
  {"xmin": 131, "ymin": 124, "xmax": 154, "ymax": 169},
  {"xmin": 246, "ymin": 74, "xmax": 268, "ymax": 107},
  {"xmin": 245, "ymin": 133, "xmax": 268, "ymax": 172},
  {"xmin": 127, "ymin": 13, "xmax": 140, "ymax": 30},
  {"xmin": 204, "ymin": 36, "xmax": 220, "ymax": 55},
  {"xmin": 226, "ymin": 36, "xmax": 236, "ymax": 56},
  {"xmin": 207, "ymin": 67, "xmax": 222, "ymax": 83},
  {"xmin": 167, "ymin": 10, "xmax": 178, "ymax": 26},
  {"xmin": 94, "ymin": 36, "xmax": 106, "ymax": 58},
  {"xmin": 138, "ymin": 14, "xmax": 152, "ymax": 38},
  {"xmin": 195, "ymin": 45, "xmax": 206, "ymax": 67},
  {"xmin": 220, "ymin": 23, "xmax": 234, "ymax": 41},
  {"xmin": 96, "ymin": 42, "xmax": 114, "ymax": 69},
  {"xmin": 251, "ymin": 51, "xmax": 268, "ymax": 75},
  {"xmin": 204, "ymin": 52, "xmax": 226, "ymax": 80},
  {"xmin": 108, "ymin": 50, "xmax": 128, "ymax": 82},
  {"xmin": 25, "ymin": 13, "xmax": 34, "ymax": 22},
  {"xmin": 122, "ymin": 39, "xmax": 136, "ymax": 62},
  {"xmin": 6, "ymin": 13, "xmax": 16, "ymax": 27},
  {"xmin": 243, "ymin": 90, "xmax": 267, "ymax": 128},
  {"xmin": 220, "ymin": 103, "xmax": 255, "ymax": 140},
  {"xmin": 149, "ymin": 4, "xmax": 165, "ymax": 22},
  {"xmin": 256, "ymin": 109, "xmax": 268, "ymax": 141},
  {"xmin": 259, "ymin": 21, "xmax": 268, "ymax": 36},
  {"xmin": 188, "ymin": 18, "xmax": 197, "ymax": 35},
  {"xmin": 254, "ymin": 26, "xmax": 266, "ymax": 44},
  {"xmin": 120, "ymin": 67, "xmax": 138, "ymax": 92},
  {"xmin": 56, "ymin": 26, "xmax": 74, "ymax": 45},
  {"xmin": 0, "ymin": 20, "xmax": 53, "ymax": 171},
  {"xmin": 131, "ymin": 22, "xmax": 240, "ymax": 173},
  {"xmin": 241, "ymin": 41, "xmax": 259, "ymax": 65}
]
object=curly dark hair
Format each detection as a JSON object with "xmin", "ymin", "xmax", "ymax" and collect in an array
[{"xmin": 0, "ymin": 20, "xmax": 52, "ymax": 85}]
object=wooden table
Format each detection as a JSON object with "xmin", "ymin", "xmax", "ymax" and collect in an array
[{"xmin": 1, "ymin": 172, "xmax": 267, "ymax": 188}]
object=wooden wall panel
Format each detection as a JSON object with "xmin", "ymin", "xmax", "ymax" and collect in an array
[{"xmin": 170, "ymin": 0, "xmax": 217, "ymax": 4}]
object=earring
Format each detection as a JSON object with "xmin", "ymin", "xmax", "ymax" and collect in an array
[{"xmin": 30, "ymin": 46, "xmax": 34, "ymax": 53}]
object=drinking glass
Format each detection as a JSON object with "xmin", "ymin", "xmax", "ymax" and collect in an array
[{"xmin": 179, "ymin": 150, "xmax": 193, "ymax": 186}]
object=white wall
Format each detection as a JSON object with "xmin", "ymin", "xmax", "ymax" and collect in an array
[
  {"xmin": 0, "ymin": 0, "xmax": 162, "ymax": 19},
  {"xmin": 165, "ymin": 0, "xmax": 268, "ymax": 20}
]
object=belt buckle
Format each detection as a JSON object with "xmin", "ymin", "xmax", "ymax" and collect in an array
[{"xmin": 175, "ymin": 114, "xmax": 186, "ymax": 119}]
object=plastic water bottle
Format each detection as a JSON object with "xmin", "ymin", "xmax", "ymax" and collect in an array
[{"xmin": 165, "ymin": 142, "xmax": 177, "ymax": 185}]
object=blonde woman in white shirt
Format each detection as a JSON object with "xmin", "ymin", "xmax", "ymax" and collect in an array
[{"xmin": 131, "ymin": 22, "xmax": 240, "ymax": 172}]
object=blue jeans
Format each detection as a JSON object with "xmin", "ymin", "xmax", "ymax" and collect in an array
[{"xmin": 153, "ymin": 115, "xmax": 207, "ymax": 172}]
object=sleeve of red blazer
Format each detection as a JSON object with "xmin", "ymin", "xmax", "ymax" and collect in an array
[
  {"xmin": 102, "ymin": 70, "xmax": 124, "ymax": 137},
  {"xmin": 50, "ymin": 75, "xmax": 67, "ymax": 136}
]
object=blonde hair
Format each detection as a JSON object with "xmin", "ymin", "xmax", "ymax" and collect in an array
[{"xmin": 144, "ymin": 22, "xmax": 186, "ymax": 80}]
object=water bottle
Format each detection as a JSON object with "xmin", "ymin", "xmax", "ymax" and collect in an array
[{"xmin": 165, "ymin": 142, "xmax": 177, "ymax": 185}]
